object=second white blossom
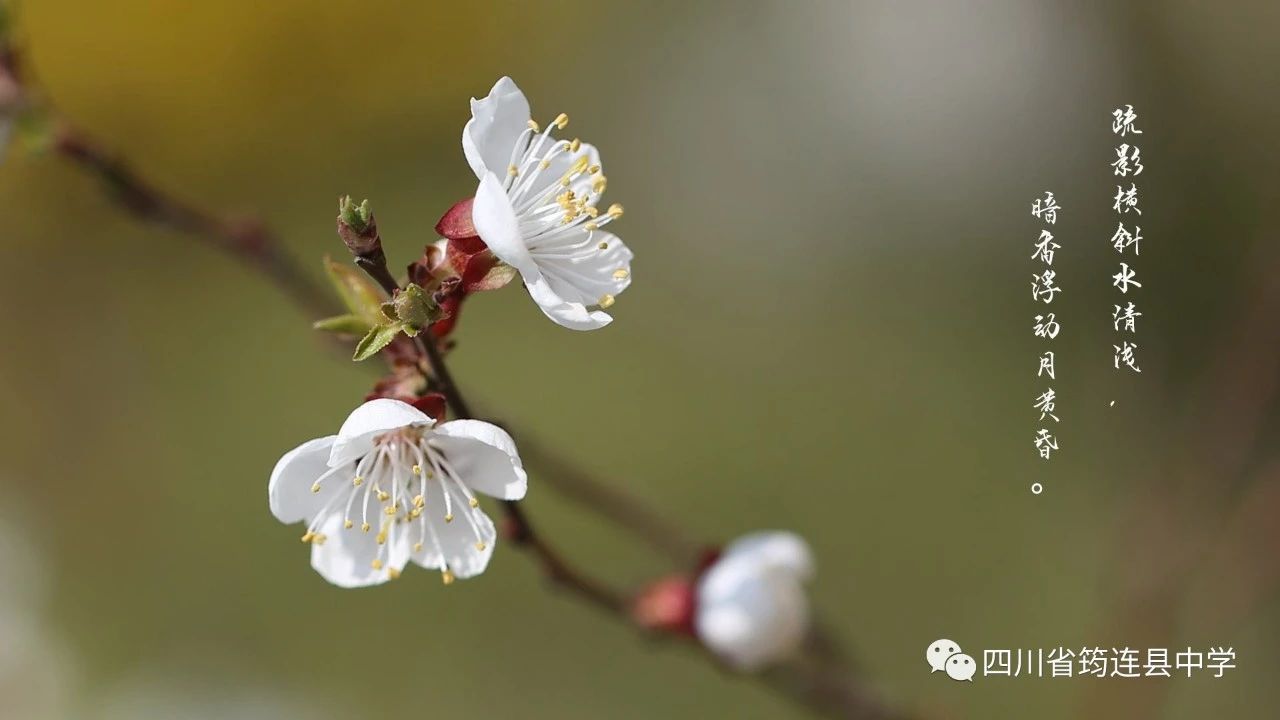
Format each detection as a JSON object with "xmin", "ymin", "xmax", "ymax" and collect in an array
[
  {"xmin": 268, "ymin": 399, "xmax": 527, "ymax": 587},
  {"xmin": 465, "ymin": 76, "xmax": 633, "ymax": 331}
]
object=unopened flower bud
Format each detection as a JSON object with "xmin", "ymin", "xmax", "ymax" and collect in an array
[
  {"xmin": 695, "ymin": 531, "xmax": 814, "ymax": 671},
  {"xmin": 336, "ymin": 195, "xmax": 382, "ymax": 258},
  {"xmin": 632, "ymin": 576, "xmax": 697, "ymax": 635}
]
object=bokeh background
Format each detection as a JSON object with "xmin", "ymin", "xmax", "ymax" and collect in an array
[{"xmin": 1, "ymin": 1, "xmax": 1278, "ymax": 718}]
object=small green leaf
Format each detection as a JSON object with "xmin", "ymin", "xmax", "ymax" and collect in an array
[
  {"xmin": 323, "ymin": 255, "xmax": 385, "ymax": 324},
  {"xmin": 353, "ymin": 322, "xmax": 405, "ymax": 362},
  {"xmin": 313, "ymin": 313, "xmax": 371, "ymax": 335}
]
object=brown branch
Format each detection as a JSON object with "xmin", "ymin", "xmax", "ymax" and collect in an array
[
  {"xmin": 0, "ymin": 41, "xmax": 334, "ymax": 321},
  {"xmin": 7, "ymin": 42, "xmax": 913, "ymax": 719},
  {"xmin": 515, "ymin": 436, "xmax": 705, "ymax": 565},
  {"xmin": 53, "ymin": 125, "xmax": 334, "ymax": 317},
  {"xmin": 502, "ymin": 499, "xmax": 627, "ymax": 613},
  {"xmin": 341, "ymin": 221, "xmax": 911, "ymax": 718}
]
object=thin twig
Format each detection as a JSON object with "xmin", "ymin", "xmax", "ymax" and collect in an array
[
  {"xmin": 0, "ymin": 42, "xmax": 332, "ymax": 318},
  {"xmin": 418, "ymin": 331, "xmax": 472, "ymax": 419},
  {"xmin": 8, "ymin": 44, "xmax": 911, "ymax": 719},
  {"xmin": 515, "ymin": 436, "xmax": 704, "ymax": 565},
  {"xmin": 55, "ymin": 126, "xmax": 334, "ymax": 314}
]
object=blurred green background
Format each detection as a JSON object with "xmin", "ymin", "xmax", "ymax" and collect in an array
[{"xmin": 1, "ymin": 1, "xmax": 1278, "ymax": 718}]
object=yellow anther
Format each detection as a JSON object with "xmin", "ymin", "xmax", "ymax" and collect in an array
[
  {"xmin": 384, "ymin": 505, "xmax": 397, "ymax": 516},
  {"xmin": 469, "ymin": 498, "xmax": 479, "ymax": 508},
  {"xmin": 376, "ymin": 531, "xmax": 387, "ymax": 545},
  {"xmin": 553, "ymin": 113, "xmax": 568, "ymax": 129},
  {"xmin": 376, "ymin": 490, "xmax": 390, "ymax": 502},
  {"xmin": 597, "ymin": 241, "xmax": 609, "ymax": 250},
  {"xmin": 593, "ymin": 176, "xmax": 607, "ymax": 194},
  {"xmin": 352, "ymin": 476, "xmax": 364, "ymax": 487},
  {"xmin": 599, "ymin": 294, "xmax": 616, "ymax": 309},
  {"xmin": 444, "ymin": 513, "xmax": 454, "ymax": 523},
  {"xmin": 475, "ymin": 541, "xmax": 487, "ymax": 551},
  {"xmin": 300, "ymin": 531, "xmax": 314, "ymax": 543},
  {"xmin": 585, "ymin": 223, "xmax": 599, "ymax": 232},
  {"xmin": 527, "ymin": 119, "xmax": 540, "ymax": 131},
  {"xmin": 507, "ymin": 164, "xmax": 519, "ymax": 176},
  {"xmin": 570, "ymin": 155, "xmax": 589, "ymax": 174},
  {"xmin": 613, "ymin": 269, "xmax": 630, "ymax": 280},
  {"xmin": 412, "ymin": 464, "xmax": 421, "ymax": 475},
  {"xmin": 410, "ymin": 508, "xmax": 422, "ymax": 519},
  {"xmin": 607, "ymin": 203, "xmax": 624, "ymax": 218},
  {"xmin": 344, "ymin": 519, "xmax": 354, "ymax": 529},
  {"xmin": 539, "ymin": 159, "xmax": 551, "ymax": 170},
  {"xmin": 583, "ymin": 205, "xmax": 599, "ymax": 218},
  {"xmin": 569, "ymin": 138, "xmax": 581, "ymax": 153},
  {"xmin": 371, "ymin": 559, "xmax": 383, "ymax": 570},
  {"xmin": 588, "ymin": 164, "xmax": 601, "ymax": 174},
  {"xmin": 413, "ymin": 542, "xmax": 424, "ymax": 553},
  {"xmin": 441, "ymin": 569, "xmax": 456, "ymax": 585},
  {"xmin": 413, "ymin": 494, "xmax": 425, "ymax": 508},
  {"xmin": 361, "ymin": 522, "xmax": 371, "ymax": 533},
  {"xmin": 387, "ymin": 567, "xmax": 401, "ymax": 580},
  {"xmin": 310, "ymin": 482, "xmax": 322, "ymax": 494},
  {"xmin": 312, "ymin": 534, "xmax": 327, "ymax": 546}
]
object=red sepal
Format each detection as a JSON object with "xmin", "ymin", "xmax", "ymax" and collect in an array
[
  {"xmin": 435, "ymin": 197, "xmax": 478, "ymax": 240},
  {"xmin": 410, "ymin": 393, "xmax": 448, "ymax": 423},
  {"xmin": 429, "ymin": 279, "xmax": 466, "ymax": 339}
]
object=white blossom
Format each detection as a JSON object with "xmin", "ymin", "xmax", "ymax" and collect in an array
[
  {"xmin": 268, "ymin": 399, "xmax": 526, "ymax": 587},
  {"xmin": 465, "ymin": 77, "xmax": 633, "ymax": 330},
  {"xmin": 695, "ymin": 531, "xmax": 814, "ymax": 671}
]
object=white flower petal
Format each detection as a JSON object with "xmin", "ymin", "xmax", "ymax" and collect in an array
[
  {"xmin": 526, "ymin": 274, "xmax": 613, "ymax": 331},
  {"xmin": 309, "ymin": 498, "xmax": 411, "ymax": 588},
  {"xmin": 473, "ymin": 171, "xmax": 537, "ymax": 275},
  {"xmin": 463, "ymin": 76, "xmax": 532, "ymax": 181},
  {"xmin": 695, "ymin": 601, "xmax": 754, "ymax": 655},
  {"xmin": 696, "ymin": 556, "xmax": 809, "ymax": 671},
  {"xmin": 532, "ymin": 230, "xmax": 633, "ymax": 306},
  {"xmin": 431, "ymin": 420, "xmax": 527, "ymax": 500},
  {"xmin": 722, "ymin": 531, "xmax": 814, "ymax": 581},
  {"xmin": 412, "ymin": 482, "xmax": 497, "ymax": 579},
  {"xmin": 329, "ymin": 399, "xmax": 432, "ymax": 468},
  {"xmin": 268, "ymin": 435, "xmax": 339, "ymax": 524}
]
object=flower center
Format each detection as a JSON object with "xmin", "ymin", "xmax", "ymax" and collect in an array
[
  {"xmin": 506, "ymin": 118, "xmax": 623, "ymax": 229},
  {"xmin": 496, "ymin": 115, "xmax": 628, "ymax": 309},
  {"xmin": 300, "ymin": 430, "xmax": 489, "ymax": 583}
]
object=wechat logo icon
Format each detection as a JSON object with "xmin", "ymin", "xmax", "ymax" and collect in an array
[{"xmin": 927, "ymin": 638, "xmax": 976, "ymax": 682}]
